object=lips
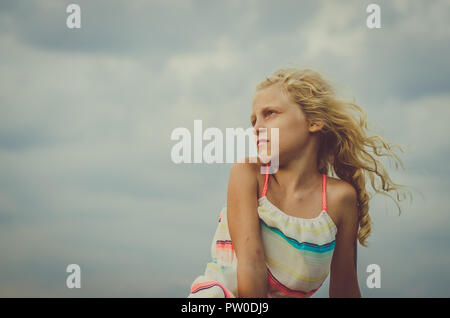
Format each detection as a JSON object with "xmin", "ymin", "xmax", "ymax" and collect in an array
[{"xmin": 257, "ymin": 139, "xmax": 269, "ymax": 147}]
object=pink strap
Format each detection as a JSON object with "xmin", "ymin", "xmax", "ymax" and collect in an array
[
  {"xmin": 322, "ymin": 174, "xmax": 327, "ymax": 211},
  {"xmin": 261, "ymin": 166, "xmax": 327, "ymax": 212},
  {"xmin": 261, "ymin": 164, "xmax": 270, "ymax": 198}
]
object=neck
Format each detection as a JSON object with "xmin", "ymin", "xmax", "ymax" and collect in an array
[{"xmin": 272, "ymin": 141, "xmax": 321, "ymax": 196}]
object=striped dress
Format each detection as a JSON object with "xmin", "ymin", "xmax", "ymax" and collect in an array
[{"xmin": 188, "ymin": 164, "xmax": 338, "ymax": 298}]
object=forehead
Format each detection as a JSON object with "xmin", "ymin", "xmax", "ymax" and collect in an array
[{"xmin": 251, "ymin": 84, "xmax": 290, "ymax": 115}]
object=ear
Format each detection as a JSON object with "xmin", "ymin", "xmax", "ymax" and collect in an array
[{"xmin": 309, "ymin": 120, "xmax": 324, "ymax": 133}]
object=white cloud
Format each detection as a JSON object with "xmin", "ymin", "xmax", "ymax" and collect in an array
[
  {"xmin": 299, "ymin": 1, "xmax": 367, "ymax": 62},
  {"xmin": 167, "ymin": 37, "xmax": 240, "ymax": 91},
  {"xmin": 368, "ymin": 93, "xmax": 450, "ymax": 159}
]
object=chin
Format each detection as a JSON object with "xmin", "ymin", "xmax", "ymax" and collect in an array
[{"xmin": 258, "ymin": 151, "xmax": 279, "ymax": 164}]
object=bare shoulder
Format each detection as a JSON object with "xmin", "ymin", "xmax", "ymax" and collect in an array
[
  {"xmin": 230, "ymin": 157, "xmax": 262, "ymax": 173},
  {"xmin": 326, "ymin": 176, "xmax": 358, "ymax": 228},
  {"xmin": 229, "ymin": 157, "xmax": 266, "ymax": 198}
]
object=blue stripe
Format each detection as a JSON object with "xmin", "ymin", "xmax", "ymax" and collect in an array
[{"xmin": 261, "ymin": 219, "xmax": 335, "ymax": 253}]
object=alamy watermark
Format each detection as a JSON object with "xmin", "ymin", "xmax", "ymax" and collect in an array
[
  {"xmin": 66, "ymin": 4, "xmax": 81, "ymax": 29},
  {"xmin": 170, "ymin": 120, "xmax": 279, "ymax": 173},
  {"xmin": 66, "ymin": 3, "xmax": 381, "ymax": 30},
  {"xmin": 366, "ymin": 263, "xmax": 381, "ymax": 288},
  {"xmin": 66, "ymin": 264, "xmax": 81, "ymax": 289}
]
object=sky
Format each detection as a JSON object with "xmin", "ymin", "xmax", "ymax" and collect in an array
[{"xmin": 0, "ymin": 0, "xmax": 449, "ymax": 297}]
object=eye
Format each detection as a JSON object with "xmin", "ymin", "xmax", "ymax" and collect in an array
[
  {"xmin": 266, "ymin": 110, "xmax": 275, "ymax": 117},
  {"xmin": 251, "ymin": 110, "xmax": 275, "ymax": 126}
]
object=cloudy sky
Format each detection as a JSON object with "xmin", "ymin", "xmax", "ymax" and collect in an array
[{"xmin": 0, "ymin": 0, "xmax": 449, "ymax": 297}]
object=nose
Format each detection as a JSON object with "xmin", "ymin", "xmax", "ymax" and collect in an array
[{"xmin": 253, "ymin": 123, "xmax": 268, "ymax": 139}]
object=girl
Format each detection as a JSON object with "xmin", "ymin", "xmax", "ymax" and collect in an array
[{"xmin": 187, "ymin": 68, "xmax": 411, "ymax": 298}]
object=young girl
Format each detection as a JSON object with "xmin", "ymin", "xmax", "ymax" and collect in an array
[{"xmin": 187, "ymin": 68, "xmax": 411, "ymax": 298}]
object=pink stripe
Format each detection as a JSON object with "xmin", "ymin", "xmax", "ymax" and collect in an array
[
  {"xmin": 322, "ymin": 174, "xmax": 327, "ymax": 211},
  {"xmin": 261, "ymin": 164, "xmax": 270, "ymax": 198},
  {"xmin": 267, "ymin": 269, "xmax": 319, "ymax": 298},
  {"xmin": 190, "ymin": 281, "xmax": 235, "ymax": 298},
  {"xmin": 216, "ymin": 241, "xmax": 235, "ymax": 251}
]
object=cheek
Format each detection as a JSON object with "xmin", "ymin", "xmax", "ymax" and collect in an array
[
  {"xmin": 279, "ymin": 121, "xmax": 308, "ymax": 140},
  {"xmin": 266, "ymin": 113, "xmax": 309, "ymax": 151},
  {"xmin": 277, "ymin": 124, "xmax": 308, "ymax": 151}
]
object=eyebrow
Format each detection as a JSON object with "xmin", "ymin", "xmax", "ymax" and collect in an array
[{"xmin": 250, "ymin": 105, "xmax": 280, "ymax": 123}]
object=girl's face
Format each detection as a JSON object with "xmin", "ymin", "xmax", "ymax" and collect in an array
[{"xmin": 251, "ymin": 84, "xmax": 317, "ymax": 165}]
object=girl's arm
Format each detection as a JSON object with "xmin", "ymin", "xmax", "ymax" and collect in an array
[
  {"xmin": 329, "ymin": 183, "xmax": 362, "ymax": 298},
  {"xmin": 227, "ymin": 161, "xmax": 268, "ymax": 298}
]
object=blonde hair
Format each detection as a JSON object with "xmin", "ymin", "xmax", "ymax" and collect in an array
[{"xmin": 256, "ymin": 68, "xmax": 413, "ymax": 248}]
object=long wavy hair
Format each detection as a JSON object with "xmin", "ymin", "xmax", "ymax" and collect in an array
[{"xmin": 255, "ymin": 68, "xmax": 413, "ymax": 248}]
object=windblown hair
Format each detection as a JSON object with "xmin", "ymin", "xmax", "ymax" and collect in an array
[{"xmin": 255, "ymin": 68, "xmax": 413, "ymax": 248}]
